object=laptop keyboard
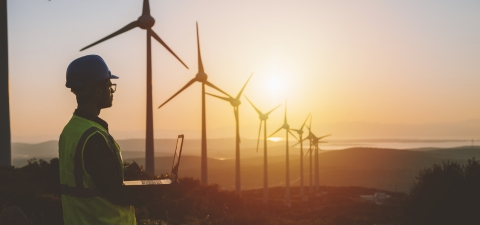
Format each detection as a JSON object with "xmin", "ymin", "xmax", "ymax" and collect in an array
[{"xmin": 141, "ymin": 179, "xmax": 172, "ymax": 185}]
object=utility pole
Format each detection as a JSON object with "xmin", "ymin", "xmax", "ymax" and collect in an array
[{"xmin": 0, "ymin": 0, "xmax": 11, "ymax": 167}]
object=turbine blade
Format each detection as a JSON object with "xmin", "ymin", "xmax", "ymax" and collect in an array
[
  {"xmin": 318, "ymin": 134, "xmax": 332, "ymax": 140},
  {"xmin": 196, "ymin": 22, "xmax": 204, "ymax": 73},
  {"xmin": 289, "ymin": 130, "xmax": 299, "ymax": 141},
  {"xmin": 80, "ymin": 21, "xmax": 138, "ymax": 51},
  {"xmin": 291, "ymin": 140, "xmax": 301, "ymax": 148},
  {"xmin": 269, "ymin": 127, "xmax": 283, "ymax": 138},
  {"xmin": 266, "ymin": 104, "xmax": 281, "ymax": 115},
  {"xmin": 292, "ymin": 136, "xmax": 309, "ymax": 147},
  {"xmin": 256, "ymin": 120, "xmax": 262, "ymax": 153},
  {"xmin": 206, "ymin": 93, "xmax": 231, "ymax": 102},
  {"xmin": 142, "ymin": 0, "xmax": 150, "ymax": 15},
  {"xmin": 244, "ymin": 96, "xmax": 263, "ymax": 115},
  {"xmin": 300, "ymin": 113, "xmax": 311, "ymax": 130},
  {"xmin": 235, "ymin": 73, "xmax": 253, "ymax": 100},
  {"xmin": 158, "ymin": 78, "xmax": 196, "ymax": 108},
  {"xmin": 150, "ymin": 29, "xmax": 189, "ymax": 69},
  {"xmin": 204, "ymin": 80, "xmax": 233, "ymax": 98},
  {"xmin": 304, "ymin": 147, "xmax": 313, "ymax": 159}
]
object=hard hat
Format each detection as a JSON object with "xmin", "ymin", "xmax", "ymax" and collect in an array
[{"xmin": 66, "ymin": 55, "xmax": 119, "ymax": 88}]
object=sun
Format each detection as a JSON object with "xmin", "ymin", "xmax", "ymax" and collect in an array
[
  {"xmin": 268, "ymin": 77, "xmax": 283, "ymax": 92},
  {"xmin": 266, "ymin": 67, "xmax": 286, "ymax": 95}
]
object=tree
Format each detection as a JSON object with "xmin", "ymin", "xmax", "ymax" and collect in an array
[{"xmin": 404, "ymin": 158, "xmax": 480, "ymax": 225}]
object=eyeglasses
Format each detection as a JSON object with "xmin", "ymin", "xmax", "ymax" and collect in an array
[{"xmin": 103, "ymin": 83, "xmax": 116, "ymax": 93}]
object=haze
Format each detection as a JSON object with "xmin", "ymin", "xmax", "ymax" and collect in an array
[{"xmin": 8, "ymin": 0, "xmax": 480, "ymax": 143}]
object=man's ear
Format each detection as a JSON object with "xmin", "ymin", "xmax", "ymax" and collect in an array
[{"xmin": 94, "ymin": 86, "xmax": 103, "ymax": 99}]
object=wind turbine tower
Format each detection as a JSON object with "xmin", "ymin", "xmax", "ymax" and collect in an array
[
  {"xmin": 245, "ymin": 96, "xmax": 280, "ymax": 204},
  {"xmin": 206, "ymin": 74, "xmax": 253, "ymax": 193},
  {"xmin": 0, "ymin": 0, "xmax": 11, "ymax": 167},
  {"xmin": 80, "ymin": 0, "xmax": 189, "ymax": 175},
  {"xmin": 269, "ymin": 100, "xmax": 298, "ymax": 207},
  {"xmin": 158, "ymin": 23, "xmax": 232, "ymax": 185},
  {"xmin": 291, "ymin": 114, "xmax": 311, "ymax": 201}
]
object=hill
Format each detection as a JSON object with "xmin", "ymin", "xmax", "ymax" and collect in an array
[{"xmin": 126, "ymin": 147, "xmax": 478, "ymax": 193}]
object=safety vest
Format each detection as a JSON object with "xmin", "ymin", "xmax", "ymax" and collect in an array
[{"xmin": 59, "ymin": 115, "xmax": 136, "ymax": 225}]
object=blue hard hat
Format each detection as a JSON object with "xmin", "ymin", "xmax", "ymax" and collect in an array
[{"xmin": 66, "ymin": 55, "xmax": 119, "ymax": 88}]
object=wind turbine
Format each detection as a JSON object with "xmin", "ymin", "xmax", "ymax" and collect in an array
[
  {"xmin": 206, "ymin": 74, "xmax": 252, "ymax": 193},
  {"xmin": 301, "ymin": 120, "xmax": 330, "ymax": 195},
  {"xmin": 269, "ymin": 100, "xmax": 298, "ymax": 207},
  {"xmin": 291, "ymin": 113, "xmax": 311, "ymax": 201},
  {"xmin": 79, "ymin": 0, "xmax": 189, "ymax": 175},
  {"xmin": 0, "ymin": 0, "xmax": 11, "ymax": 167},
  {"xmin": 293, "ymin": 116, "xmax": 330, "ymax": 194},
  {"xmin": 245, "ymin": 96, "xmax": 281, "ymax": 204},
  {"xmin": 158, "ymin": 23, "xmax": 232, "ymax": 185},
  {"xmin": 310, "ymin": 133, "xmax": 330, "ymax": 195}
]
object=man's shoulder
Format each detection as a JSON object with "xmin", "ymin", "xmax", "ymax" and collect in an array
[{"xmin": 60, "ymin": 115, "xmax": 108, "ymax": 141}]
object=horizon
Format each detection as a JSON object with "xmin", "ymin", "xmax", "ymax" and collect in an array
[{"xmin": 12, "ymin": 119, "xmax": 480, "ymax": 143}]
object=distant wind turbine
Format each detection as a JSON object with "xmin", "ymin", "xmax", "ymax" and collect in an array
[
  {"xmin": 206, "ymin": 74, "xmax": 253, "ymax": 193},
  {"xmin": 80, "ymin": 0, "xmax": 189, "ymax": 175},
  {"xmin": 302, "ymin": 120, "xmax": 331, "ymax": 195},
  {"xmin": 291, "ymin": 113, "xmax": 311, "ymax": 201},
  {"xmin": 293, "ymin": 116, "xmax": 330, "ymax": 194},
  {"xmin": 158, "ymin": 22, "xmax": 232, "ymax": 185},
  {"xmin": 269, "ymin": 100, "xmax": 298, "ymax": 207},
  {"xmin": 0, "ymin": 0, "xmax": 11, "ymax": 167},
  {"xmin": 245, "ymin": 96, "xmax": 281, "ymax": 204}
]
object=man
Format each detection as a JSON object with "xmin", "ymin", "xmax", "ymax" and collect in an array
[{"xmin": 59, "ymin": 55, "xmax": 137, "ymax": 224}]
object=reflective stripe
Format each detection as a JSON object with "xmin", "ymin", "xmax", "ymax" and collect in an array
[
  {"xmin": 74, "ymin": 127, "xmax": 99, "ymax": 188},
  {"xmin": 61, "ymin": 184, "xmax": 101, "ymax": 198},
  {"xmin": 96, "ymin": 129, "xmax": 115, "ymax": 151}
]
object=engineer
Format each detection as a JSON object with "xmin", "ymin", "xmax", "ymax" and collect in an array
[{"xmin": 59, "ymin": 55, "xmax": 137, "ymax": 224}]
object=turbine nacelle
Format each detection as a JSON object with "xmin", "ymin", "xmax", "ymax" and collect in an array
[
  {"xmin": 230, "ymin": 99, "xmax": 241, "ymax": 107},
  {"xmin": 282, "ymin": 124, "xmax": 290, "ymax": 130},
  {"xmin": 259, "ymin": 114, "xmax": 268, "ymax": 120},
  {"xmin": 138, "ymin": 15, "xmax": 155, "ymax": 29},
  {"xmin": 196, "ymin": 72, "xmax": 208, "ymax": 82}
]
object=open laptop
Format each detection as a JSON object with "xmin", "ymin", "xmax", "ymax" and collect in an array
[{"xmin": 123, "ymin": 134, "xmax": 184, "ymax": 186}]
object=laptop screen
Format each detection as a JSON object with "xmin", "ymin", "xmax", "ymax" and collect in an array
[{"xmin": 171, "ymin": 134, "xmax": 184, "ymax": 176}]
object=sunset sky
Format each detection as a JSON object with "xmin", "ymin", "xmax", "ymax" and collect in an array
[{"xmin": 7, "ymin": 0, "xmax": 480, "ymax": 143}]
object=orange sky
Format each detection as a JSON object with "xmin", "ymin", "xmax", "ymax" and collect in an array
[{"xmin": 7, "ymin": 0, "xmax": 480, "ymax": 142}]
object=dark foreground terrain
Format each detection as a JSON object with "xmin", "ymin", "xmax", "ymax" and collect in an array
[
  {"xmin": 0, "ymin": 158, "xmax": 404, "ymax": 225},
  {"xmin": 1, "ymin": 157, "xmax": 479, "ymax": 225}
]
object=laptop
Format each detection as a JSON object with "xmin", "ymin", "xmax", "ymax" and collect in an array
[{"xmin": 123, "ymin": 134, "xmax": 184, "ymax": 186}]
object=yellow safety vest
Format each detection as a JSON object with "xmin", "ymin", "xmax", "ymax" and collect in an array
[{"xmin": 59, "ymin": 115, "xmax": 136, "ymax": 225}]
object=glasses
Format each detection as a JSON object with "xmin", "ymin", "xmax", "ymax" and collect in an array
[{"xmin": 102, "ymin": 83, "xmax": 117, "ymax": 93}]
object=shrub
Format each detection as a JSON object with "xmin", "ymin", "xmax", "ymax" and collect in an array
[{"xmin": 403, "ymin": 158, "xmax": 480, "ymax": 225}]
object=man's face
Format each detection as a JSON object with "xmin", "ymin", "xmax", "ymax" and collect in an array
[{"xmin": 96, "ymin": 80, "xmax": 114, "ymax": 109}]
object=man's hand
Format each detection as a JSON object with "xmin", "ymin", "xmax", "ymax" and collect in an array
[{"xmin": 124, "ymin": 161, "xmax": 142, "ymax": 180}]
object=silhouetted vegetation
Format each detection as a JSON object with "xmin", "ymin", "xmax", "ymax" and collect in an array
[
  {"xmin": 403, "ymin": 158, "xmax": 480, "ymax": 225},
  {"xmin": 1, "ymin": 157, "xmax": 409, "ymax": 225},
  {"xmin": 12, "ymin": 157, "xmax": 477, "ymax": 225},
  {"xmin": 0, "ymin": 158, "xmax": 62, "ymax": 225},
  {"xmin": 5, "ymin": 157, "xmax": 480, "ymax": 224}
]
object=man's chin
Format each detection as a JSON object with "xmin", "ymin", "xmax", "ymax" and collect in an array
[{"xmin": 101, "ymin": 102, "xmax": 113, "ymax": 109}]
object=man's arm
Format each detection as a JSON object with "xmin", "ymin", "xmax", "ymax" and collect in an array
[{"xmin": 83, "ymin": 133, "xmax": 138, "ymax": 206}]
